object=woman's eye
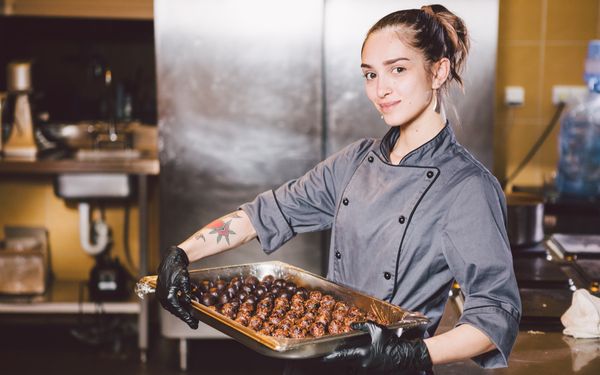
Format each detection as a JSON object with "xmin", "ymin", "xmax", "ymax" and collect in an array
[
  {"xmin": 393, "ymin": 67, "xmax": 406, "ymax": 73},
  {"xmin": 363, "ymin": 72, "xmax": 376, "ymax": 80}
]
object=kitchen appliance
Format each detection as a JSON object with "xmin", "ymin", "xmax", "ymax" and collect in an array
[
  {"xmin": 0, "ymin": 226, "xmax": 50, "ymax": 295},
  {"xmin": 507, "ymin": 192, "xmax": 544, "ymax": 248},
  {"xmin": 136, "ymin": 261, "xmax": 429, "ymax": 359},
  {"xmin": 3, "ymin": 61, "xmax": 37, "ymax": 158}
]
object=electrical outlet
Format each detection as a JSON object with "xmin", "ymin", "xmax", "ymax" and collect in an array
[
  {"xmin": 552, "ymin": 85, "xmax": 588, "ymax": 105},
  {"xmin": 505, "ymin": 86, "xmax": 525, "ymax": 106}
]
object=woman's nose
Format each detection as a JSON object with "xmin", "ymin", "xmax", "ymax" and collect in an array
[{"xmin": 376, "ymin": 77, "xmax": 392, "ymax": 98}]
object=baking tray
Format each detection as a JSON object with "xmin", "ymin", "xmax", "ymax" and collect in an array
[{"xmin": 136, "ymin": 261, "xmax": 429, "ymax": 359}]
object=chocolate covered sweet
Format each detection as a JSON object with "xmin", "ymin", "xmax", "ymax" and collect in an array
[
  {"xmin": 332, "ymin": 308, "xmax": 347, "ymax": 322},
  {"xmin": 244, "ymin": 275, "xmax": 260, "ymax": 288},
  {"xmin": 199, "ymin": 279, "xmax": 213, "ymax": 293},
  {"xmin": 201, "ymin": 292, "xmax": 217, "ymax": 306},
  {"xmin": 295, "ymin": 287, "xmax": 309, "ymax": 299},
  {"xmin": 215, "ymin": 279, "xmax": 227, "ymax": 292},
  {"xmin": 220, "ymin": 302, "xmax": 238, "ymax": 318},
  {"xmin": 309, "ymin": 322, "xmax": 326, "ymax": 338},
  {"xmin": 327, "ymin": 320, "xmax": 343, "ymax": 335},
  {"xmin": 273, "ymin": 278, "xmax": 286, "ymax": 288},
  {"xmin": 193, "ymin": 273, "xmax": 377, "ymax": 339},
  {"xmin": 290, "ymin": 324, "xmax": 307, "ymax": 339},
  {"xmin": 284, "ymin": 281, "xmax": 297, "ymax": 295},
  {"xmin": 308, "ymin": 290, "xmax": 322, "ymax": 301},
  {"xmin": 261, "ymin": 275, "xmax": 275, "ymax": 287},
  {"xmin": 208, "ymin": 287, "xmax": 220, "ymax": 299},
  {"xmin": 249, "ymin": 316, "xmax": 263, "ymax": 331}
]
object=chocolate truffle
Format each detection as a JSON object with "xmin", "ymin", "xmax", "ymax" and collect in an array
[
  {"xmin": 309, "ymin": 322, "xmax": 326, "ymax": 338},
  {"xmin": 201, "ymin": 292, "xmax": 217, "ymax": 306},
  {"xmin": 244, "ymin": 275, "xmax": 260, "ymax": 288},
  {"xmin": 199, "ymin": 279, "xmax": 213, "ymax": 293},
  {"xmin": 249, "ymin": 316, "xmax": 263, "ymax": 331},
  {"xmin": 284, "ymin": 281, "xmax": 297, "ymax": 295},
  {"xmin": 261, "ymin": 275, "xmax": 275, "ymax": 287},
  {"xmin": 308, "ymin": 290, "xmax": 323, "ymax": 301}
]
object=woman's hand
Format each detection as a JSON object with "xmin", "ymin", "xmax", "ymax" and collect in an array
[
  {"xmin": 156, "ymin": 246, "xmax": 199, "ymax": 329},
  {"xmin": 323, "ymin": 321, "xmax": 432, "ymax": 372}
]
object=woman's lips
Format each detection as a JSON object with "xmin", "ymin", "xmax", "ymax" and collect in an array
[{"xmin": 379, "ymin": 100, "xmax": 401, "ymax": 113}]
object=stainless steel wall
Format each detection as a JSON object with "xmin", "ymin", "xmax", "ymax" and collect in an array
[
  {"xmin": 324, "ymin": 0, "xmax": 499, "ymax": 166},
  {"xmin": 156, "ymin": 0, "xmax": 498, "ymax": 338},
  {"xmin": 156, "ymin": 0, "xmax": 325, "ymax": 273}
]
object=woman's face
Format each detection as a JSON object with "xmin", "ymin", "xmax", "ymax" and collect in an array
[{"xmin": 361, "ymin": 28, "xmax": 435, "ymax": 127}]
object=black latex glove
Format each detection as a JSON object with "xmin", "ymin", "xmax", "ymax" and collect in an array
[
  {"xmin": 322, "ymin": 321, "xmax": 432, "ymax": 372},
  {"xmin": 156, "ymin": 246, "xmax": 199, "ymax": 329}
]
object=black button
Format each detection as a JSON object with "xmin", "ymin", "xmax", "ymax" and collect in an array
[
  {"xmin": 398, "ymin": 216, "xmax": 406, "ymax": 224},
  {"xmin": 383, "ymin": 272, "xmax": 392, "ymax": 280},
  {"xmin": 335, "ymin": 251, "xmax": 341, "ymax": 259},
  {"xmin": 368, "ymin": 156, "xmax": 374, "ymax": 163},
  {"xmin": 342, "ymin": 198, "xmax": 349, "ymax": 206},
  {"xmin": 427, "ymin": 171, "xmax": 434, "ymax": 178}
]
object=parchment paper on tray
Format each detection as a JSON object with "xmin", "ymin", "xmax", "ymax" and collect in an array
[{"xmin": 136, "ymin": 261, "xmax": 429, "ymax": 359}]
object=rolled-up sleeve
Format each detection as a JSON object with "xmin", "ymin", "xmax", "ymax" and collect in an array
[
  {"xmin": 241, "ymin": 139, "xmax": 372, "ymax": 254},
  {"xmin": 441, "ymin": 172, "xmax": 522, "ymax": 368}
]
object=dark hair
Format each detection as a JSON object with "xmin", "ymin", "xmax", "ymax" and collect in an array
[{"xmin": 363, "ymin": 4, "xmax": 470, "ymax": 91}]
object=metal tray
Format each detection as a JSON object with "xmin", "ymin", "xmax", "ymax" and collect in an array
[{"xmin": 136, "ymin": 261, "xmax": 429, "ymax": 359}]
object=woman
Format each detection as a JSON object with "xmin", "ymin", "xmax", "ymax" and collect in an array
[{"xmin": 157, "ymin": 4, "xmax": 521, "ymax": 373}]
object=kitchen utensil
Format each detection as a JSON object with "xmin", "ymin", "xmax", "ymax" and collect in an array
[
  {"xmin": 507, "ymin": 192, "xmax": 544, "ymax": 248},
  {"xmin": 3, "ymin": 61, "xmax": 37, "ymax": 158},
  {"xmin": 136, "ymin": 261, "xmax": 429, "ymax": 359}
]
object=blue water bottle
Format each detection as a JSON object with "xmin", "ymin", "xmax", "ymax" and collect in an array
[{"xmin": 556, "ymin": 40, "xmax": 600, "ymax": 199}]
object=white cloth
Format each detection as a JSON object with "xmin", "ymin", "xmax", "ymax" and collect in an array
[{"xmin": 561, "ymin": 289, "xmax": 600, "ymax": 338}]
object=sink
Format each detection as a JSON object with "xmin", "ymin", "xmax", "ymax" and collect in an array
[{"xmin": 54, "ymin": 173, "xmax": 131, "ymax": 199}]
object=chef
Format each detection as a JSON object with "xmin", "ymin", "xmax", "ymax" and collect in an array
[{"xmin": 157, "ymin": 4, "xmax": 521, "ymax": 374}]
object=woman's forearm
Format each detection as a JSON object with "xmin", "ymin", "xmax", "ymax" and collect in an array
[
  {"xmin": 177, "ymin": 210, "xmax": 257, "ymax": 262},
  {"xmin": 424, "ymin": 324, "xmax": 496, "ymax": 365}
]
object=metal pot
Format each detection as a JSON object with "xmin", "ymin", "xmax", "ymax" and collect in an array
[{"xmin": 507, "ymin": 193, "xmax": 544, "ymax": 248}]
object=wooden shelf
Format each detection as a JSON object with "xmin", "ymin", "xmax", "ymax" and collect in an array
[{"xmin": 0, "ymin": 154, "xmax": 159, "ymax": 175}]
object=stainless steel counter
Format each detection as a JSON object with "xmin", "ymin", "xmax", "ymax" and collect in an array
[
  {"xmin": 434, "ymin": 331, "xmax": 600, "ymax": 374},
  {"xmin": 433, "ymin": 297, "xmax": 600, "ymax": 374}
]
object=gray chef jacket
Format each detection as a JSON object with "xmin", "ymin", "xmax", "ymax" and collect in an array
[{"xmin": 241, "ymin": 123, "xmax": 522, "ymax": 369}]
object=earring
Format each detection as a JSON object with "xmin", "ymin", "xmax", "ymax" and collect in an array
[{"xmin": 380, "ymin": 114, "xmax": 384, "ymax": 119}]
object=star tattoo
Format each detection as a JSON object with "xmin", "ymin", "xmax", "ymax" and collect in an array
[{"xmin": 207, "ymin": 219, "xmax": 236, "ymax": 245}]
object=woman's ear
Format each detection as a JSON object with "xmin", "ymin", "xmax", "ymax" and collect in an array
[{"xmin": 431, "ymin": 58, "xmax": 450, "ymax": 90}]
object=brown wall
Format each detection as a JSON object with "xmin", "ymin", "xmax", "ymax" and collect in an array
[
  {"xmin": 0, "ymin": 176, "xmax": 159, "ymax": 280},
  {"xmin": 495, "ymin": 0, "xmax": 600, "ymax": 190}
]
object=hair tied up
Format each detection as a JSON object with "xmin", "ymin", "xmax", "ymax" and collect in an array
[
  {"xmin": 420, "ymin": 4, "xmax": 470, "ymax": 89},
  {"xmin": 420, "ymin": 5, "xmax": 435, "ymax": 17}
]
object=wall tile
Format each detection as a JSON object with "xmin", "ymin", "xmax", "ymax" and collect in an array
[
  {"xmin": 546, "ymin": 0, "xmax": 599, "ymax": 41},
  {"xmin": 505, "ymin": 122, "xmax": 548, "ymax": 188},
  {"xmin": 499, "ymin": 0, "xmax": 544, "ymax": 41},
  {"xmin": 497, "ymin": 43, "xmax": 543, "ymax": 119},
  {"xmin": 541, "ymin": 44, "xmax": 588, "ymax": 116}
]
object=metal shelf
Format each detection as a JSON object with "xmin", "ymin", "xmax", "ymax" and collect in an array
[{"xmin": 0, "ymin": 280, "xmax": 140, "ymax": 314}]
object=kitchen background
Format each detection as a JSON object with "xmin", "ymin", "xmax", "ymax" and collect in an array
[
  {"xmin": 0, "ymin": 0, "xmax": 599, "ymax": 374},
  {"xmin": 0, "ymin": 0, "xmax": 597, "ymax": 281}
]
